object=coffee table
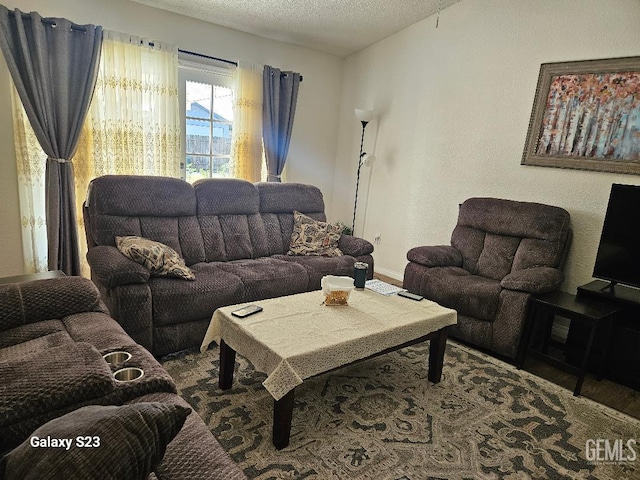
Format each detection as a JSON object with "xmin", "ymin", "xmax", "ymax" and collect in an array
[{"xmin": 201, "ymin": 289, "xmax": 457, "ymax": 449}]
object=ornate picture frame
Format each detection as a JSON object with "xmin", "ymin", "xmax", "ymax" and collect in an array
[{"xmin": 522, "ymin": 56, "xmax": 640, "ymax": 175}]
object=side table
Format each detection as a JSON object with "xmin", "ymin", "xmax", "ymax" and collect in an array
[{"xmin": 517, "ymin": 290, "xmax": 620, "ymax": 396}]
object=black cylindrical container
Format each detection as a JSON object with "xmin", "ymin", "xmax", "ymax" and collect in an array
[{"xmin": 354, "ymin": 262, "xmax": 368, "ymax": 290}]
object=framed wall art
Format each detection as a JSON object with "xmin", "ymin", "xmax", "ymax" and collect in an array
[{"xmin": 522, "ymin": 56, "xmax": 640, "ymax": 175}]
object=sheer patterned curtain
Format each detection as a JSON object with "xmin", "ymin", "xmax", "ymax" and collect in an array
[
  {"xmin": 10, "ymin": 86, "xmax": 48, "ymax": 272},
  {"xmin": 230, "ymin": 61, "xmax": 263, "ymax": 182},
  {"xmin": 74, "ymin": 31, "xmax": 181, "ymax": 276},
  {"xmin": 75, "ymin": 31, "xmax": 180, "ymax": 180}
]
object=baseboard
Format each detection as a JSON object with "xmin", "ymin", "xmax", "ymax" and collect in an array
[{"xmin": 373, "ymin": 266, "xmax": 404, "ymax": 284}]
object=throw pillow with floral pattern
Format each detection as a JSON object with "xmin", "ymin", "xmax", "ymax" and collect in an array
[
  {"xmin": 116, "ymin": 236, "xmax": 195, "ymax": 280},
  {"xmin": 287, "ymin": 211, "xmax": 343, "ymax": 257}
]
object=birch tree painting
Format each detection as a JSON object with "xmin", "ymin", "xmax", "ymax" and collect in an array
[{"xmin": 536, "ymin": 72, "xmax": 640, "ymax": 161}]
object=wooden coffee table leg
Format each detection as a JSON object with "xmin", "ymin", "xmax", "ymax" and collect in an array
[
  {"xmin": 428, "ymin": 328, "xmax": 448, "ymax": 383},
  {"xmin": 219, "ymin": 339, "xmax": 236, "ymax": 390},
  {"xmin": 273, "ymin": 388, "xmax": 295, "ymax": 450}
]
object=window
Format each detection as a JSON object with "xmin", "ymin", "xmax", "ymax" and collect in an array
[{"xmin": 178, "ymin": 57, "xmax": 234, "ymax": 183}]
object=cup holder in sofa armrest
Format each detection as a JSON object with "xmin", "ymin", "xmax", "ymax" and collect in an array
[
  {"xmin": 103, "ymin": 351, "xmax": 132, "ymax": 366},
  {"xmin": 99, "ymin": 344, "xmax": 177, "ymax": 403},
  {"xmin": 114, "ymin": 367, "xmax": 144, "ymax": 382}
]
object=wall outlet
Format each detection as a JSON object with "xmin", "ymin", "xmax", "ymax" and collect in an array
[{"xmin": 373, "ymin": 234, "xmax": 382, "ymax": 245}]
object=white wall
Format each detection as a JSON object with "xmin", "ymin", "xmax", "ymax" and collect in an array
[
  {"xmin": 0, "ymin": 0, "xmax": 343, "ymax": 276},
  {"xmin": 332, "ymin": 0, "xmax": 640, "ymax": 292}
]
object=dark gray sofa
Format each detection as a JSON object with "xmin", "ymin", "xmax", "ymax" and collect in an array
[
  {"xmin": 403, "ymin": 197, "xmax": 571, "ymax": 359},
  {"xmin": 0, "ymin": 276, "xmax": 246, "ymax": 479},
  {"xmin": 84, "ymin": 175, "xmax": 374, "ymax": 357}
]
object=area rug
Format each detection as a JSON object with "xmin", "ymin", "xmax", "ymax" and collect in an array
[{"xmin": 162, "ymin": 341, "xmax": 639, "ymax": 479}]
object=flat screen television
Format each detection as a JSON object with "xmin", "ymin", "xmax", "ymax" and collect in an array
[{"xmin": 593, "ymin": 183, "xmax": 640, "ymax": 289}]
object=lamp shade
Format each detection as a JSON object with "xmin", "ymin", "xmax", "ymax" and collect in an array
[{"xmin": 355, "ymin": 108, "xmax": 375, "ymax": 123}]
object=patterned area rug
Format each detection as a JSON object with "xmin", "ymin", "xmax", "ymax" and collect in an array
[{"xmin": 162, "ymin": 341, "xmax": 639, "ymax": 479}]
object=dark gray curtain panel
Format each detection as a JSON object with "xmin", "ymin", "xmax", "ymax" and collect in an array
[
  {"xmin": 262, "ymin": 65, "xmax": 301, "ymax": 182},
  {"xmin": 0, "ymin": 6, "xmax": 102, "ymax": 275}
]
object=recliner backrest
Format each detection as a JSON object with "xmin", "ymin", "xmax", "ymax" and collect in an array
[
  {"xmin": 194, "ymin": 179, "xmax": 327, "ymax": 260},
  {"xmin": 85, "ymin": 175, "xmax": 206, "ymax": 265},
  {"xmin": 194, "ymin": 178, "xmax": 326, "ymax": 262},
  {"xmin": 451, "ymin": 197, "xmax": 571, "ymax": 280},
  {"xmin": 256, "ymin": 182, "xmax": 326, "ymax": 255},
  {"xmin": 194, "ymin": 178, "xmax": 266, "ymax": 261}
]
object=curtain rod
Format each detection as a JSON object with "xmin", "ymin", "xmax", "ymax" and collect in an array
[
  {"xmin": 178, "ymin": 48, "xmax": 303, "ymax": 82},
  {"xmin": 179, "ymin": 48, "xmax": 237, "ymax": 66},
  {"xmin": 8, "ymin": 12, "xmax": 303, "ymax": 82},
  {"xmin": 8, "ymin": 11, "xmax": 88, "ymax": 32}
]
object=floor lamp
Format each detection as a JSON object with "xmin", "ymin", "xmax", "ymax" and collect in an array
[{"xmin": 351, "ymin": 108, "xmax": 376, "ymax": 236}]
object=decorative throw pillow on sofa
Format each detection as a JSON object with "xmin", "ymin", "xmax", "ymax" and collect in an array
[
  {"xmin": 0, "ymin": 402, "xmax": 191, "ymax": 480},
  {"xmin": 287, "ymin": 211, "xmax": 343, "ymax": 257},
  {"xmin": 116, "ymin": 236, "xmax": 195, "ymax": 280}
]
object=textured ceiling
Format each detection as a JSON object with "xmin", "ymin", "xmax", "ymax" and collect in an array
[{"xmin": 131, "ymin": 0, "xmax": 462, "ymax": 57}]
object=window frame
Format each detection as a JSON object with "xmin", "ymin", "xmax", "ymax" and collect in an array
[{"xmin": 178, "ymin": 56, "xmax": 235, "ymax": 182}]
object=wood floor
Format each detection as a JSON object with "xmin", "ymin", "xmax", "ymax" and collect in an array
[
  {"xmin": 523, "ymin": 357, "xmax": 640, "ymax": 419},
  {"xmin": 375, "ymin": 274, "xmax": 640, "ymax": 420}
]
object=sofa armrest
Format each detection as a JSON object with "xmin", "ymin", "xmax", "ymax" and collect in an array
[
  {"xmin": 501, "ymin": 267, "xmax": 564, "ymax": 294},
  {"xmin": 0, "ymin": 277, "xmax": 105, "ymax": 332},
  {"xmin": 338, "ymin": 234, "xmax": 374, "ymax": 257},
  {"xmin": 87, "ymin": 246, "xmax": 150, "ymax": 289},
  {"xmin": 406, "ymin": 245, "xmax": 463, "ymax": 268}
]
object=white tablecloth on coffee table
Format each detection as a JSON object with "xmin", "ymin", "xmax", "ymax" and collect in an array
[{"xmin": 201, "ymin": 289, "xmax": 457, "ymax": 400}]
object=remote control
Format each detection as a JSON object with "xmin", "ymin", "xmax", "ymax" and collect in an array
[
  {"xmin": 397, "ymin": 291, "xmax": 424, "ymax": 301},
  {"xmin": 231, "ymin": 305, "xmax": 263, "ymax": 317}
]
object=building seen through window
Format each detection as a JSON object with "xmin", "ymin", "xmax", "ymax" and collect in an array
[{"xmin": 184, "ymin": 80, "xmax": 234, "ymax": 183}]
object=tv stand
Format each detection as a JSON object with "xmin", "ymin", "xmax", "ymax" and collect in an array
[
  {"xmin": 566, "ymin": 280, "xmax": 640, "ymax": 390},
  {"xmin": 599, "ymin": 281, "xmax": 617, "ymax": 293}
]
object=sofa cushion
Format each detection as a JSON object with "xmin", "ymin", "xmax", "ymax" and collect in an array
[
  {"xmin": 1, "ymin": 402, "xmax": 190, "ymax": 480},
  {"xmin": 62, "ymin": 312, "xmax": 138, "ymax": 352},
  {"xmin": 501, "ymin": 266, "xmax": 564, "ymax": 294},
  {"xmin": 273, "ymin": 254, "xmax": 356, "ymax": 290},
  {"xmin": 260, "ymin": 212, "xmax": 326, "ymax": 256},
  {"xmin": 194, "ymin": 178, "xmax": 260, "ymax": 215},
  {"xmin": 256, "ymin": 182, "xmax": 325, "ymax": 214},
  {"xmin": 257, "ymin": 182, "xmax": 327, "ymax": 256},
  {"xmin": 87, "ymin": 175, "xmax": 196, "ymax": 217},
  {"xmin": 0, "ymin": 320, "xmax": 67, "ymax": 350},
  {"xmin": 0, "ymin": 330, "xmax": 71, "ymax": 363},
  {"xmin": 456, "ymin": 197, "xmax": 570, "ymax": 242},
  {"xmin": 287, "ymin": 211, "xmax": 343, "ymax": 257},
  {"xmin": 406, "ymin": 245, "xmax": 463, "ymax": 268},
  {"xmin": 116, "ymin": 236, "xmax": 195, "ymax": 280},
  {"xmin": 0, "ymin": 278, "xmax": 103, "ymax": 332},
  {"xmin": 476, "ymin": 233, "xmax": 521, "ymax": 280},
  {"xmin": 0, "ymin": 342, "xmax": 114, "ymax": 449},
  {"xmin": 418, "ymin": 267, "xmax": 502, "ymax": 321},
  {"xmin": 195, "ymin": 179, "xmax": 271, "ymax": 262},
  {"xmin": 215, "ymin": 257, "xmax": 309, "ymax": 301},
  {"xmin": 197, "ymin": 213, "xmax": 271, "ymax": 262},
  {"xmin": 149, "ymin": 265, "xmax": 245, "ymax": 326},
  {"xmin": 337, "ymin": 234, "xmax": 374, "ymax": 257}
]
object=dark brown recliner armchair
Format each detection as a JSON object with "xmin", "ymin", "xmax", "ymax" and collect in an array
[{"xmin": 403, "ymin": 197, "xmax": 571, "ymax": 359}]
